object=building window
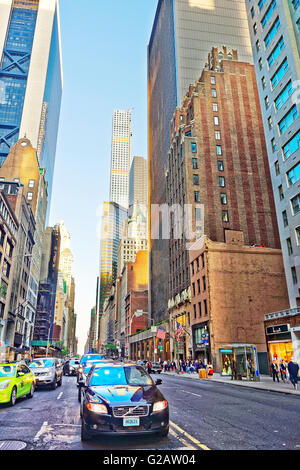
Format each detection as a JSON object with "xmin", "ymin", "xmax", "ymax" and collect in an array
[
  {"xmin": 203, "ymin": 276, "xmax": 206, "ymax": 291},
  {"xmin": 256, "ymin": 40, "xmax": 261, "ymax": 52},
  {"xmin": 262, "ymin": 76, "xmax": 266, "ymax": 89},
  {"xmin": 204, "ymin": 299, "xmax": 208, "ymax": 316},
  {"xmin": 295, "ymin": 227, "xmax": 300, "ymax": 245},
  {"xmin": 261, "ymin": 0, "xmax": 277, "ymax": 29},
  {"xmin": 259, "ymin": 58, "xmax": 263, "ymax": 70},
  {"xmin": 193, "ymin": 304, "xmax": 197, "ymax": 319},
  {"xmin": 267, "ymin": 36, "xmax": 285, "ymax": 68},
  {"xmin": 219, "ymin": 176, "xmax": 225, "ymax": 187},
  {"xmin": 279, "ymin": 105, "xmax": 298, "ymax": 135},
  {"xmin": 211, "ymin": 89, "xmax": 217, "ymax": 98},
  {"xmin": 282, "ymin": 210, "xmax": 288, "ymax": 227},
  {"xmin": 287, "ymin": 238, "xmax": 293, "ymax": 255},
  {"xmin": 213, "ymin": 103, "xmax": 218, "ymax": 112},
  {"xmin": 210, "ymin": 76, "xmax": 216, "ymax": 84},
  {"xmin": 222, "ymin": 210, "xmax": 229, "ymax": 222},
  {"xmin": 218, "ymin": 161, "xmax": 224, "ymax": 171},
  {"xmin": 215, "ymin": 131, "xmax": 221, "ymax": 140},
  {"xmin": 275, "ymin": 161, "xmax": 280, "ymax": 175},
  {"xmin": 198, "ymin": 302, "xmax": 202, "ymax": 317},
  {"xmin": 291, "ymin": 194, "xmax": 300, "ymax": 215},
  {"xmin": 193, "ymin": 174, "xmax": 199, "ymax": 185},
  {"xmin": 287, "ymin": 163, "xmax": 300, "ymax": 187},
  {"xmin": 251, "ymin": 6, "xmax": 255, "ymax": 18},
  {"xmin": 268, "ymin": 116, "xmax": 273, "ymax": 130},
  {"xmin": 27, "ymin": 192, "xmax": 33, "ymax": 201},
  {"xmin": 265, "ymin": 96, "xmax": 270, "ymax": 109},
  {"xmin": 216, "ymin": 145, "xmax": 222, "ymax": 156},
  {"xmin": 191, "ymin": 143, "xmax": 197, "ymax": 153},
  {"xmin": 253, "ymin": 22, "xmax": 257, "ymax": 35},
  {"xmin": 271, "ymin": 138, "xmax": 277, "ymax": 152},
  {"xmin": 192, "ymin": 158, "xmax": 198, "ymax": 169},
  {"xmin": 194, "ymin": 191, "xmax": 200, "ymax": 202},
  {"xmin": 28, "ymin": 180, "xmax": 35, "ymax": 188},
  {"xmin": 220, "ymin": 193, "xmax": 227, "ymax": 205},
  {"xmin": 271, "ymin": 57, "xmax": 289, "ymax": 89},
  {"xmin": 214, "ymin": 116, "xmax": 219, "ymax": 126},
  {"xmin": 278, "ymin": 185, "xmax": 284, "ymax": 200},
  {"xmin": 264, "ymin": 17, "xmax": 280, "ymax": 48},
  {"xmin": 291, "ymin": 267, "xmax": 298, "ymax": 285},
  {"xmin": 282, "ymin": 130, "xmax": 300, "ymax": 160},
  {"xmin": 197, "ymin": 279, "xmax": 201, "ymax": 294}
]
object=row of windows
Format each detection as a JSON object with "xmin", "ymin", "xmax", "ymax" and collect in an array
[{"xmin": 193, "ymin": 300, "xmax": 208, "ymax": 319}]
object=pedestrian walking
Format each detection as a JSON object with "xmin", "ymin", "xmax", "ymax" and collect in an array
[
  {"xmin": 279, "ymin": 360, "xmax": 287, "ymax": 383},
  {"xmin": 231, "ymin": 359, "xmax": 237, "ymax": 381},
  {"xmin": 271, "ymin": 361, "xmax": 280, "ymax": 383},
  {"xmin": 288, "ymin": 360, "xmax": 299, "ymax": 390}
]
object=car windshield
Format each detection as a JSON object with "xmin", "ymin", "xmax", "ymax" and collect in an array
[
  {"xmin": 81, "ymin": 355, "xmax": 105, "ymax": 365},
  {"xmin": 89, "ymin": 366, "xmax": 153, "ymax": 387},
  {"xmin": 29, "ymin": 359, "xmax": 55, "ymax": 368},
  {"xmin": 0, "ymin": 365, "xmax": 16, "ymax": 377}
]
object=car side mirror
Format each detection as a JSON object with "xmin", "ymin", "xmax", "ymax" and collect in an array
[{"xmin": 155, "ymin": 378, "xmax": 162, "ymax": 385}]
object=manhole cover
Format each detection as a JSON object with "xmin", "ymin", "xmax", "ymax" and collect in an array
[{"xmin": 0, "ymin": 440, "xmax": 27, "ymax": 450}]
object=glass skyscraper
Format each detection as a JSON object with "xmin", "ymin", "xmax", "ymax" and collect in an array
[
  {"xmin": 0, "ymin": 0, "xmax": 63, "ymax": 210},
  {"xmin": 245, "ymin": 0, "xmax": 300, "ymax": 308}
]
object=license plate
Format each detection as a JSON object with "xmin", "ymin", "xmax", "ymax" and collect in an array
[{"xmin": 123, "ymin": 417, "xmax": 140, "ymax": 427}]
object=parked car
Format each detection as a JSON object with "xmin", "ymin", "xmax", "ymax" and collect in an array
[
  {"xmin": 77, "ymin": 359, "xmax": 113, "ymax": 402},
  {"xmin": 77, "ymin": 354, "xmax": 106, "ymax": 383},
  {"xmin": 68, "ymin": 359, "xmax": 80, "ymax": 376},
  {"xmin": 29, "ymin": 357, "xmax": 62, "ymax": 390},
  {"xmin": 148, "ymin": 362, "xmax": 163, "ymax": 374},
  {"xmin": 79, "ymin": 362, "xmax": 169, "ymax": 441},
  {"xmin": 0, "ymin": 363, "xmax": 35, "ymax": 406}
]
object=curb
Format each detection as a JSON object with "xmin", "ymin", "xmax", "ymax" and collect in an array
[{"xmin": 161, "ymin": 372, "xmax": 300, "ymax": 396}]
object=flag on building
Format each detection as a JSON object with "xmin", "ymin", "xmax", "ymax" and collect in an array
[
  {"xmin": 157, "ymin": 327, "xmax": 166, "ymax": 340},
  {"xmin": 176, "ymin": 322, "xmax": 184, "ymax": 343}
]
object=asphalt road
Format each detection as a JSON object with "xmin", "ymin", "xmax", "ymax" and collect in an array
[{"xmin": 0, "ymin": 374, "xmax": 299, "ymax": 451}]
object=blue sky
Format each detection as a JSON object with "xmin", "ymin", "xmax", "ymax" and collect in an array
[{"xmin": 49, "ymin": 0, "xmax": 158, "ymax": 353}]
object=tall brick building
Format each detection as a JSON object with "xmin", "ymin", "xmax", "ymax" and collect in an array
[{"xmin": 167, "ymin": 47, "xmax": 287, "ymax": 367}]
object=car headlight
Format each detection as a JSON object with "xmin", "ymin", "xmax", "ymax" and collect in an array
[
  {"xmin": 0, "ymin": 381, "xmax": 10, "ymax": 390},
  {"xmin": 153, "ymin": 400, "xmax": 168, "ymax": 413},
  {"xmin": 87, "ymin": 403, "xmax": 108, "ymax": 414},
  {"xmin": 45, "ymin": 372, "xmax": 53, "ymax": 377}
]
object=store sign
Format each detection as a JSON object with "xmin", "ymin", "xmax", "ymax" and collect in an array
[{"xmin": 266, "ymin": 324, "xmax": 290, "ymax": 335}]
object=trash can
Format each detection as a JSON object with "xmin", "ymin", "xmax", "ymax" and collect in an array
[{"xmin": 199, "ymin": 369, "xmax": 207, "ymax": 379}]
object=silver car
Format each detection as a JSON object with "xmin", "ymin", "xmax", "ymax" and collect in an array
[{"xmin": 29, "ymin": 358, "xmax": 63, "ymax": 390}]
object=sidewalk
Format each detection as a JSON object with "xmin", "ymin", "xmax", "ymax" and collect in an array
[{"xmin": 161, "ymin": 370, "xmax": 300, "ymax": 396}]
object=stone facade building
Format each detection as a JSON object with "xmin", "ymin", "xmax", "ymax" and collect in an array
[
  {"xmin": 167, "ymin": 47, "xmax": 283, "ymax": 362},
  {"xmin": 189, "ymin": 232, "xmax": 289, "ymax": 373}
]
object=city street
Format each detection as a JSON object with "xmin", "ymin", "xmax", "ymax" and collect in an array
[{"xmin": 0, "ymin": 374, "xmax": 299, "ymax": 451}]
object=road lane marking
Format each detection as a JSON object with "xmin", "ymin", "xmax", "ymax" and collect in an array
[
  {"xmin": 170, "ymin": 421, "xmax": 210, "ymax": 451},
  {"xmin": 181, "ymin": 390, "xmax": 202, "ymax": 398},
  {"xmin": 34, "ymin": 421, "xmax": 48, "ymax": 442},
  {"xmin": 169, "ymin": 427, "xmax": 198, "ymax": 450},
  {"xmin": 57, "ymin": 392, "xmax": 63, "ymax": 400}
]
